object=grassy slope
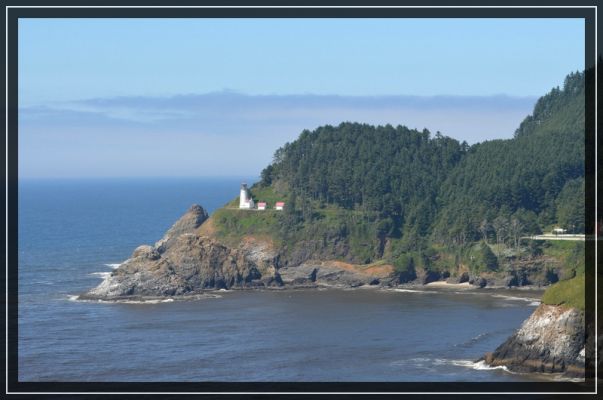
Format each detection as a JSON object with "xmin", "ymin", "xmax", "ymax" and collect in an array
[
  {"xmin": 542, "ymin": 241, "xmax": 586, "ymax": 276},
  {"xmin": 539, "ymin": 240, "xmax": 586, "ymax": 312},
  {"xmin": 541, "ymin": 273, "xmax": 585, "ymax": 311},
  {"xmin": 212, "ymin": 184, "xmax": 388, "ymax": 263}
]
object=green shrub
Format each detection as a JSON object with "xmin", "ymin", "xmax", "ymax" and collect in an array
[{"xmin": 480, "ymin": 242, "xmax": 499, "ymax": 271}]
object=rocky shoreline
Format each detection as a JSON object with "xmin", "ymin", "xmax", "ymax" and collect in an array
[
  {"xmin": 81, "ymin": 204, "xmax": 557, "ymax": 301},
  {"xmin": 79, "ymin": 204, "xmax": 587, "ymax": 380},
  {"xmin": 480, "ymin": 304, "xmax": 586, "ymax": 378}
]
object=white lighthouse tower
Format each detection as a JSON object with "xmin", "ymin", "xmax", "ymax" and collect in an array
[{"xmin": 239, "ymin": 183, "xmax": 255, "ymax": 209}]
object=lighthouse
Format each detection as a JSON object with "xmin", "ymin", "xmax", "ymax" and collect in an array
[{"xmin": 239, "ymin": 183, "xmax": 255, "ymax": 209}]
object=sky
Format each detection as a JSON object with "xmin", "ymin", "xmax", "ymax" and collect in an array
[{"xmin": 18, "ymin": 18, "xmax": 585, "ymax": 178}]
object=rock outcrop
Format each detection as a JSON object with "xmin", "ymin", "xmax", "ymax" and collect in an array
[
  {"xmin": 482, "ymin": 304, "xmax": 585, "ymax": 377},
  {"xmin": 80, "ymin": 205, "xmax": 282, "ymax": 300},
  {"xmin": 81, "ymin": 203, "xmax": 573, "ymax": 302},
  {"xmin": 81, "ymin": 205, "xmax": 395, "ymax": 300},
  {"xmin": 278, "ymin": 260, "xmax": 393, "ymax": 288}
]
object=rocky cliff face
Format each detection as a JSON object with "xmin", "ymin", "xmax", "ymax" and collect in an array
[
  {"xmin": 80, "ymin": 205, "xmax": 283, "ymax": 300},
  {"xmin": 482, "ymin": 304, "xmax": 585, "ymax": 377},
  {"xmin": 81, "ymin": 204, "xmax": 395, "ymax": 300},
  {"xmin": 81, "ymin": 204, "xmax": 574, "ymax": 301}
]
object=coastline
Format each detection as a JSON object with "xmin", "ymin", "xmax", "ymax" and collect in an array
[
  {"xmin": 72, "ymin": 278, "xmax": 583, "ymax": 382},
  {"xmin": 76, "ymin": 202, "xmax": 580, "ymax": 381},
  {"xmin": 75, "ymin": 277, "xmax": 545, "ymax": 304}
]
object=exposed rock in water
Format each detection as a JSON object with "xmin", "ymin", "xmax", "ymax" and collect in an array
[
  {"xmin": 481, "ymin": 304, "xmax": 585, "ymax": 378},
  {"xmin": 80, "ymin": 205, "xmax": 282, "ymax": 300}
]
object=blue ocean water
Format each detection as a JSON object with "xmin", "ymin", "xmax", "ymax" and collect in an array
[{"xmin": 18, "ymin": 178, "xmax": 543, "ymax": 382}]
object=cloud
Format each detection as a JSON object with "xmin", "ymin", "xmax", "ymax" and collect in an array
[{"xmin": 18, "ymin": 92, "xmax": 537, "ymax": 178}]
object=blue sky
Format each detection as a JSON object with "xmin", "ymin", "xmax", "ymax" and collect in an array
[{"xmin": 18, "ymin": 18, "xmax": 585, "ymax": 178}]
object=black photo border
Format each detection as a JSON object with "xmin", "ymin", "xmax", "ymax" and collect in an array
[{"xmin": 3, "ymin": 1, "xmax": 599, "ymax": 397}]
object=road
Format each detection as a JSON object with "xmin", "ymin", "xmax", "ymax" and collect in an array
[{"xmin": 521, "ymin": 234, "xmax": 586, "ymax": 241}]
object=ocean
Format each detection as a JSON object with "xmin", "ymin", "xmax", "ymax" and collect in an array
[{"xmin": 18, "ymin": 177, "xmax": 544, "ymax": 382}]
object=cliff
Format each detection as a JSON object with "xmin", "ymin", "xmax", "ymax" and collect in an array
[
  {"xmin": 80, "ymin": 205, "xmax": 282, "ymax": 299},
  {"xmin": 82, "ymin": 201, "xmax": 585, "ymax": 301},
  {"xmin": 80, "ymin": 204, "xmax": 394, "ymax": 300},
  {"xmin": 482, "ymin": 304, "xmax": 585, "ymax": 378}
]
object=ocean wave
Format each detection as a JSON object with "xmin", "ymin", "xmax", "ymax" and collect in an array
[
  {"xmin": 384, "ymin": 287, "xmax": 541, "ymax": 305},
  {"xmin": 455, "ymin": 361, "xmax": 585, "ymax": 381},
  {"xmin": 432, "ymin": 359, "xmax": 511, "ymax": 373},
  {"xmin": 389, "ymin": 288, "xmax": 432, "ymax": 294},
  {"xmin": 390, "ymin": 357, "xmax": 432, "ymax": 368},
  {"xmin": 454, "ymin": 332, "xmax": 490, "ymax": 348},
  {"xmin": 66, "ymin": 294, "xmax": 222, "ymax": 304},
  {"xmin": 450, "ymin": 360, "xmax": 511, "ymax": 372},
  {"xmin": 104, "ymin": 263, "xmax": 122, "ymax": 269},
  {"xmin": 552, "ymin": 375, "xmax": 585, "ymax": 382},
  {"xmin": 112, "ymin": 298, "xmax": 175, "ymax": 304},
  {"xmin": 89, "ymin": 272, "xmax": 111, "ymax": 279},
  {"xmin": 67, "ymin": 295, "xmax": 175, "ymax": 304},
  {"xmin": 392, "ymin": 357, "xmax": 512, "ymax": 374},
  {"xmin": 491, "ymin": 294, "xmax": 541, "ymax": 303}
]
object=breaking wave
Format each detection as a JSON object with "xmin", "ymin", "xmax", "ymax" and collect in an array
[
  {"xmin": 391, "ymin": 357, "xmax": 513, "ymax": 374},
  {"xmin": 491, "ymin": 294, "xmax": 541, "ymax": 303},
  {"xmin": 454, "ymin": 332, "xmax": 491, "ymax": 348},
  {"xmin": 66, "ymin": 294, "xmax": 221, "ymax": 304},
  {"xmin": 389, "ymin": 288, "xmax": 433, "ymax": 294},
  {"xmin": 448, "ymin": 359, "xmax": 511, "ymax": 372},
  {"xmin": 89, "ymin": 272, "xmax": 111, "ymax": 279}
]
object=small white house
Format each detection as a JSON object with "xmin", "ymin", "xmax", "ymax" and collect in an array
[
  {"xmin": 258, "ymin": 202, "xmax": 267, "ymax": 210},
  {"xmin": 239, "ymin": 183, "xmax": 255, "ymax": 209},
  {"xmin": 553, "ymin": 227, "xmax": 567, "ymax": 235},
  {"xmin": 275, "ymin": 201, "xmax": 285, "ymax": 211}
]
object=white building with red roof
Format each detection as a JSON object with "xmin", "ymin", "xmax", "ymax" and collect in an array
[
  {"xmin": 275, "ymin": 201, "xmax": 285, "ymax": 210},
  {"xmin": 258, "ymin": 202, "xmax": 267, "ymax": 210}
]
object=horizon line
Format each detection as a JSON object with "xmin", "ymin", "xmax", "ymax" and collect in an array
[{"xmin": 20, "ymin": 91, "xmax": 541, "ymax": 108}]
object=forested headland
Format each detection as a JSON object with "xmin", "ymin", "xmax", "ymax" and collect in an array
[{"xmin": 213, "ymin": 71, "xmax": 586, "ymax": 290}]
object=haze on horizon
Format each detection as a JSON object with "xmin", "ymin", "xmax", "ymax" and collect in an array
[{"xmin": 18, "ymin": 18, "xmax": 585, "ymax": 179}]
